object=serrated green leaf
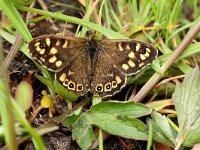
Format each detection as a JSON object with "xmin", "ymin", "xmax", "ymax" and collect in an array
[
  {"xmin": 89, "ymin": 101, "xmax": 149, "ymax": 140},
  {"xmin": 63, "ymin": 114, "xmax": 80, "ymax": 128},
  {"xmin": 146, "ymin": 118, "xmax": 175, "ymax": 147},
  {"xmin": 70, "ymin": 101, "xmax": 150, "ymax": 149},
  {"xmin": 172, "ymin": 67, "xmax": 200, "ymax": 147},
  {"xmin": 72, "ymin": 113, "xmax": 95, "ymax": 150},
  {"xmin": 151, "ymin": 112, "xmax": 176, "ymax": 146}
]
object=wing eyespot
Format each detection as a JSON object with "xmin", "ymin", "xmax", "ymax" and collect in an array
[
  {"xmin": 96, "ymin": 84, "xmax": 103, "ymax": 92},
  {"xmin": 77, "ymin": 84, "xmax": 83, "ymax": 91},
  {"xmin": 39, "ymin": 43, "xmax": 45, "ymax": 49},
  {"xmin": 106, "ymin": 84, "xmax": 111, "ymax": 89},
  {"xmin": 104, "ymin": 83, "xmax": 112, "ymax": 92},
  {"xmin": 141, "ymin": 49, "xmax": 146, "ymax": 54},
  {"xmin": 69, "ymin": 83, "xmax": 74, "ymax": 88},
  {"xmin": 112, "ymin": 81, "xmax": 117, "ymax": 88}
]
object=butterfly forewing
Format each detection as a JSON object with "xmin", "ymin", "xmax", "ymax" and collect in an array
[
  {"xmin": 28, "ymin": 35, "xmax": 87, "ymax": 72},
  {"xmin": 56, "ymin": 46, "xmax": 90, "ymax": 96},
  {"xmin": 91, "ymin": 40, "xmax": 157, "ymax": 97},
  {"xmin": 100, "ymin": 39, "xmax": 158, "ymax": 75}
]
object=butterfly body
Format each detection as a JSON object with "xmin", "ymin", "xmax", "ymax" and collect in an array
[{"xmin": 28, "ymin": 35, "xmax": 157, "ymax": 98}]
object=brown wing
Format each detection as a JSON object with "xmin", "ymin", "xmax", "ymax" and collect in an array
[
  {"xmin": 28, "ymin": 34, "xmax": 87, "ymax": 71},
  {"xmin": 99, "ymin": 39, "xmax": 158, "ymax": 75},
  {"xmin": 56, "ymin": 46, "xmax": 90, "ymax": 96},
  {"xmin": 28, "ymin": 35, "xmax": 90, "ymax": 96},
  {"xmin": 91, "ymin": 39, "xmax": 157, "ymax": 98},
  {"xmin": 91, "ymin": 50, "xmax": 126, "ymax": 98}
]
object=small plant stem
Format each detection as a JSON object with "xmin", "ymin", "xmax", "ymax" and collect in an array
[
  {"xmin": 0, "ymin": 33, "xmax": 22, "ymax": 75},
  {"xmin": 98, "ymin": 129, "xmax": 103, "ymax": 150}
]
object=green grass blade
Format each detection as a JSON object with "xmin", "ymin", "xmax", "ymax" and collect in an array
[
  {"xmin": 0, "ymin": 0, "xmax": 32, "ymax": 42},
  {"xmin": 15, "ymin": 4, "xmax": 128, "ymax": 39}
]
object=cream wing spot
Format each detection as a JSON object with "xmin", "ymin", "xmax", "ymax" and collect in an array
[
  {"xmin": 126, "ymin": 44, "xmax": 131, "ymax": 50},
  {"xmin": 56, "ymin": 40, "xmax": 61, "ymax": 46},
  {"xmin": 49, "ymin": 47, "xmax": 58, "ymax": 55},
  {"xmin": 59, "ymin": 73, "xmax": 66, "ymax": 82},
  {"xmin": 104, "ymin": 83, "xmax": 112, "ymax": 92},
  {"xmin": 115, "ymin": 76, "xmax": 122, "ymax": 84},
  {"xmin": 40, "ymin": 57, "xmax": 45, "ymax": 62},
  {"xmin": 112, "ymin": 81, "xmax": 117, "ymax": 88},
  {"xmin": 96, "ymin": 84, "xmax": 103, "ymax": 92},
  {"xmin": 122, "ymin": 64, "xmax": 129, "ymax": 70},
  {"xmin": 68, "ymin": 81, "xmax": 75, "ymax": 91},
  {"xmin": 39, "ymin": 49, "xmax": 45, "ymax": 55},
  {"xmin": 118, "ymin": 43, "xmax": 123, "ymax": 51},
  {"xmin": 34, "ymin": 42, "xmax": 40, "ymax": 47},
  {"xmin": 139, "ymin": 62, "xmax": 144, "ymax": 67},
  {"xmin": 146, "ymin": 48, "xmax": 151, "ymax": 53},
  {"xmin": 46, "ymin": 38, "xmax": 51, "ymax": 46},
  {"xmin": 55, "ymin": 61, "xmax": 62, "ymax": 67},
  {"xmin": 36, "ymin": 47, "xmax": 41, "ymax": 52},
  {"xmin": 136, "ymin": 44, "xmax": 140, "ymax": 51},
  {"xmin": 77, "ymin": 84, "xmax": 83, "ymax": 92},
  {"xmin": 63, "ymin": 79, "xmax": 69, "ymax": 87},
  {"xmin": 144, "ymin": 51, "xmax": 150, "ymax": 57},
  {"xmin": 128, "ymin": 60, "xmax": 135, "ymax": 67},
  {"xmin": 140, "ymin": 54, "xmax": 146, "ymax": 60},
  {"xmin": 62, "ymin": 40, "xmax": 68, "ymax": 48},
  {"xmin": 128, "ymin": 52, "xmax": 135, "ymax": 59},
  {"xmin": 49, "ymin": 56, "xmax": 57, "ymax": 63}
]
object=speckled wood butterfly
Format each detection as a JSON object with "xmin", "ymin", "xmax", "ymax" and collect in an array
[{"xmin": 28, "ymin": 35, "xmax": 157, "ymax": 98}]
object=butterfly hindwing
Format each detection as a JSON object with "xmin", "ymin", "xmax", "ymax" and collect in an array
[
  {"xmin": 91, "ymin": 49, "xmax": 126, "ymax": 97},
  {"xmin": 56, "ymin": 46, "xmax": 90, "ymax": 95}
]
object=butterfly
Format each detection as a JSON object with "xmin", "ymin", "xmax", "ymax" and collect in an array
[{"xmin": 28, "ymin": 34, "xmax": 157, "ymax": 98}]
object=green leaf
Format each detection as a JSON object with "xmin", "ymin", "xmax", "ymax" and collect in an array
[
  {"xmin": 90, "ymin": 101, "xmax": 150, "ymax": 117},
  {"xmin": 146, "ymin": 118, "xmax": 175, "ymax": 148},
  {"xmin": 15, "ymin": 5, "xmax": 128, "ymax": 39},
  {"xmin": 72, "ymin": 113, "xmax": 95, "ymax": 150},
  {"xmin": 11, "ymin": 99, "xmax": 46, "ymax": 150},
  {"xmin": 15, "ymin": 81, "xmax": 33, "ymax": 111},
  {"xmin": 151, "ymin": 112, "xmax": 176, "ymax": 147},
  {"xmin": 63, "ymin": 114, "xmax": 80, "ymax": 128},
  {"xmin": 172, "ymin": 67, "xmax": 200, "ymax": 147},
  {"xmin": 0, "ymin": 29, "xmax": 31, "ymax": 58},
  {"xmin": 11, "ymin": 0, "xmax": 33, "ymax": 6},
  {"xmin": 53, "ymin": 80, "xmax": 79, "ymax": 102},
  {"xmin": 35, "ymin": 74, "xmax": 54, "ymax": 90},
  {"xmin": 0, "ymin": 0, "xmax": 32, "ymax": 42},
  {"xmin": 70, "ymin": 101, "xmax": 150, "ymax": 149},
  {"xmin": 90, "ymin": 114, "xmax": 147, "ymax": 140}
]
